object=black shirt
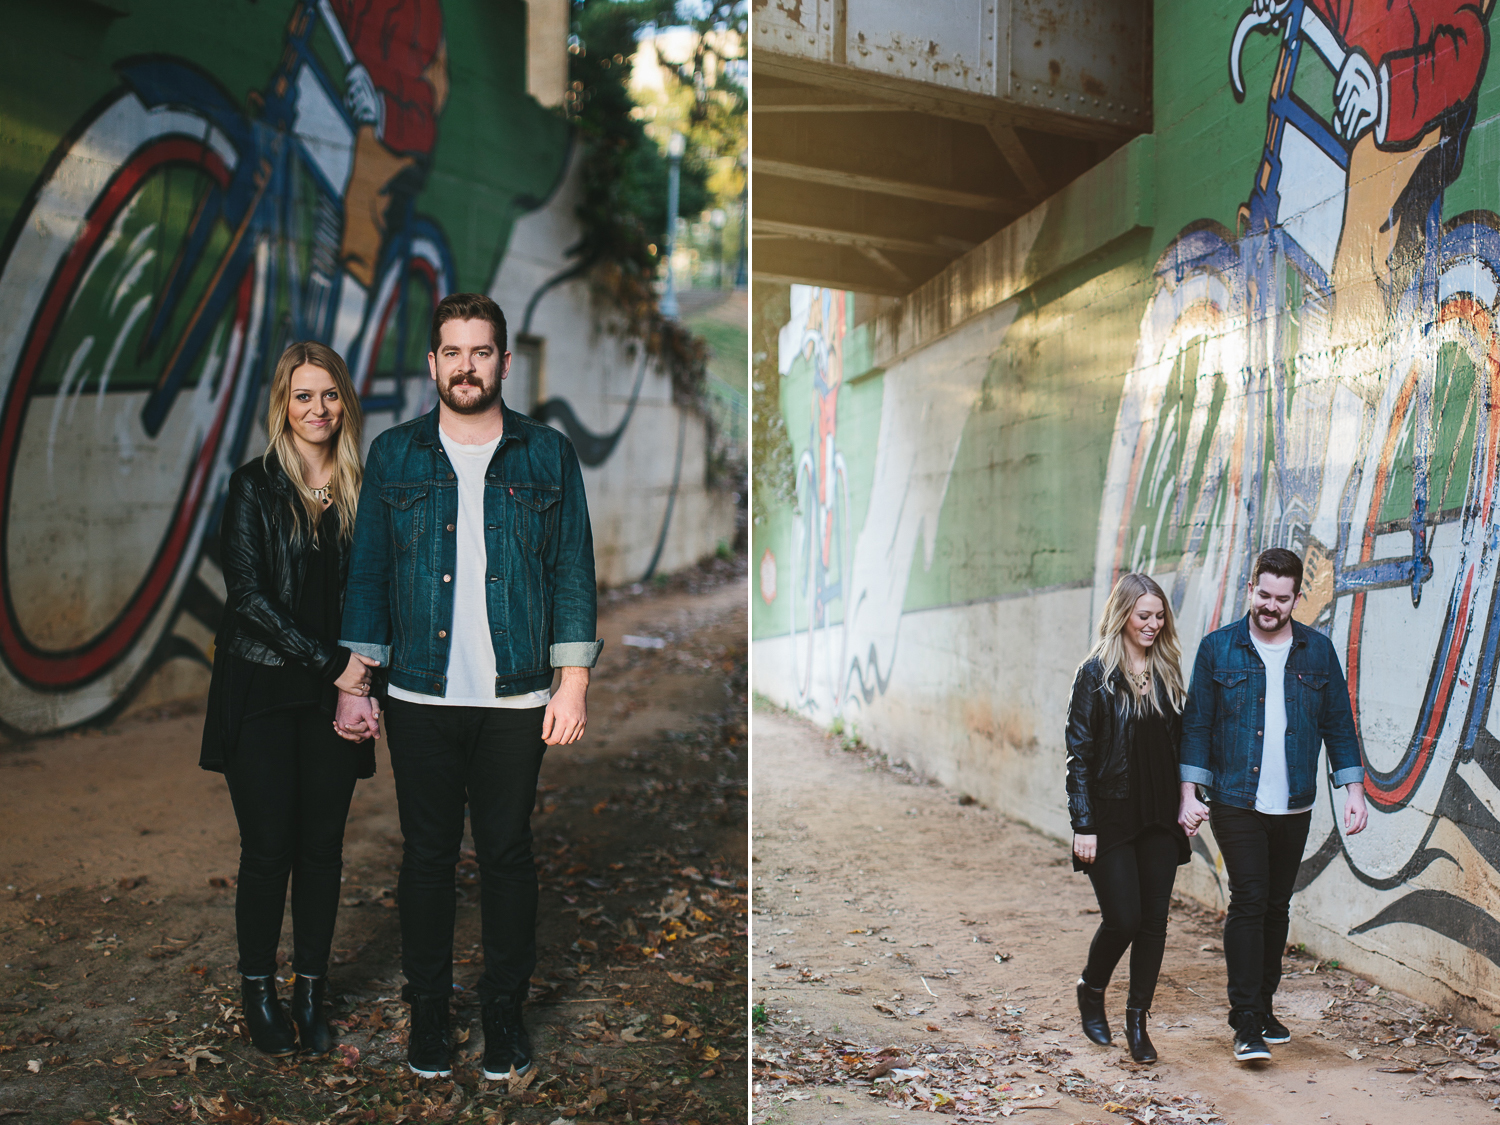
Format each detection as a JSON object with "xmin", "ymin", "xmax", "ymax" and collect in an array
[{"xmin": 1074, "ymin": 701, "xmax": 1190, "ymax": 871}]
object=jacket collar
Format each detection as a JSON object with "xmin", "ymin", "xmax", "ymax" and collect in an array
[
  {"xmin": 1232, "ymin": 611, "xmax": 1308, "ymax": 650},
  {"xmin": 262, "ymin": 449, "xmax": 295, "ymax": 498},
  {"xmin": 412, "ymin": 402, "xmax": 530, "ymax": 449}
]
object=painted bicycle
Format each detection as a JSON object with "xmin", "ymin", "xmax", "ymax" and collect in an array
[
  {"xmin": 789, "ymin": 287, "xmax": 852, "ymax": 709},
  {"xmin": 0, "ymin": 0, "xmax": 454, "ymax": 732},
  {"xmin": 1096, "ymin": 0, "xmax": 1500, "ymax": 882}
]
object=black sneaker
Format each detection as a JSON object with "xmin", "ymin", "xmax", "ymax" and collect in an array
[
  {"xmin": 481, "ymin": 997, "xmax": 534, "ymax": 1080},
  {"xmin": 1261, "ymin": 1012, "xmax": 1291, "ymax": 1044},
  {"xmin": 1233, "ymin": 1024, "xmax": 1272, "ymax": 1062},
  {"xmin": 405, "ymin": 989, "xmax": 453, "ymax": 1078}
]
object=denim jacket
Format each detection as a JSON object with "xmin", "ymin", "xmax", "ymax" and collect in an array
[
  {"xmin": 340, "ymin": 404, "xmax": 602, "ymax": 698},
  {"xmin": 1179, "ymin": 614, "xmax": 1364, "ymax": 809}
]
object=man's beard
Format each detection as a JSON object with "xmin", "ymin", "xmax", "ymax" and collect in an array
[
  {"xmin": 1254, "ymin": 605, "xmax": 1289, "ymax": 631},
  {"xmin": 437, "ymin": 374, "xmax": 501, "ymax": 415}
]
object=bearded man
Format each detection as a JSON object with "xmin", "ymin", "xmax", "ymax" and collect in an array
[
  {"xmin": 336, "ymin": 292, "xmax": 601, "ymax": 1079},
  {"xmin": 1176, "ymin": 548, "xmax": 1368, "ymax": 1063}
]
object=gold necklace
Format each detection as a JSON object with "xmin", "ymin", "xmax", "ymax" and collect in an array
[
  {"xmin": 1127, "ymin": 665, "xmax": 1151, "ymax": 693},
  {"xmin": 309, "ymin": 483, "xmax": 332, "ymax": 504}
]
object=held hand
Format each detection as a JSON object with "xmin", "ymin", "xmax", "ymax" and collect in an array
[
  {"xmin": 1179, "ymin": 784, "xmax": 1211, "ymax": 837},
  {"xmin": 334, "ymin": 691, "xmax": 379, "ymax": 742},
  {"xmin": 1072, "ymin": 833, "xmax": 1097, "ymax": 865},
  {"xmin": 1343, "ymin": 781, "xmax": 1370, "ymax": 836},
  {"xmin": 542, "ymin": 668, "xmax": 589, "ymax": 746},
  {"xmin": 333, "ymin": 652, "xmax": 379, "ymax": 696}
]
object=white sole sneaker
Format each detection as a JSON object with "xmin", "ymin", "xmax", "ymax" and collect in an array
[
  {"xmin": 482, "ymin": 1060, "xmax": 533, "ymax": 1081},
  {"xmin": 408, "ymin": 1063, "xmax": 453, "ymax": 1078}
]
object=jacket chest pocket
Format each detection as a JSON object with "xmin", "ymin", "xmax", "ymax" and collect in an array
[
  {"xmin": 510, "ymin": 486, "xmax": 561, "ymax": 553},
  {"xmin": 1214, "ymin": 669, "xmax": 1251, "ymax": 716},
  {"xmin": 381, "ymin": 486, "xmax": 428, "ymax": 552},
  {"xmin": 1293, "ymin": 671, "xmax": 1327, "ymax": 722}
]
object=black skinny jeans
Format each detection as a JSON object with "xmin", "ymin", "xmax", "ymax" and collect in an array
[
  {"xmin": 1210, "ymin": 804, "xmax": 1311, "ymax": 1025},
  {"xmin": 384, "ymin": 699, "xmax": 547, "ymax": 1004},
  {"xmin": 223, "ymin": 705, "xmax": 359, "ymax": 978},
  {"xmin": 1081, "ymin": 826, "xmax": 1180, "ymax": 1009}
]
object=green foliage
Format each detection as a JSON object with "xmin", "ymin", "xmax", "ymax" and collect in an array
[
  {"xmin": 752, "ymin": 284, "xmax": 796, "ymax": 525},
  {"xmin": 752, "ymin": 1002, "xmax": 767, "ymax": 1026},
  {"xmin": 564, "ymin": 1, "xmax": 747, "ymax": 407}
]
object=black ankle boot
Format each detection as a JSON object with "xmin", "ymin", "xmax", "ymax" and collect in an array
[
  {"xmin": 1077, "ymin": 978, "xmax": 1111, "ymax": 1045},
  {"xmin": 241, "ymin": 975, "xmax": 296, "ymax": 1056},
  {"xmin": 290, "ymin": 974, "xmax": 336, "ymax": 1056},
  {"xmin": 1125, "ymin": 1007, "xmax": 1157, "ymax": 1063}
]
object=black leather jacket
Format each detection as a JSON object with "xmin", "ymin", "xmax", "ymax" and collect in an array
[
  {"xmin": 1064, "ymin": 656, "xmax": 1182, "ymax": 832},
  {"xmin": 215, "ymin": 453, "xmax": 348, "ymax": 680}
]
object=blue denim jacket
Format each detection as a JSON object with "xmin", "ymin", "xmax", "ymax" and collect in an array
[
  {"xmin": 1180, "ymin": 614, "xmax": 1364, "ymax": 808},
  {"xmin": 340, "ymin": 404, "xmax": 602, "ymax": 698}
]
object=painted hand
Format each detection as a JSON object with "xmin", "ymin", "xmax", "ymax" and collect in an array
[
  {"xmin": 542, "ymin": 667, "xmax": 589, "ymax": 746},
  {"xmin": 344, "ymin": 64, "xmax": 381, "ymax": 127},
  {"xmin": 1334, "ymin": 51, "xmax": 1379, "ymax": 141},
  {"xmin": 1073, "ymin": 833, "xmax": 1097, "ymax": 865},
  {"xmin": 334, "ymin": 691, "xmax": 379, "ymax": 743}
]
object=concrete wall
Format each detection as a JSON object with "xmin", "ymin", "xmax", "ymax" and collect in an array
[
  {"xmin": 753, "ymin": 0, "xmax": 1500, "ymax": 1015},
  {"xmin": 0, "ymin": 0, "xmax": 732, "ymax": 736}
]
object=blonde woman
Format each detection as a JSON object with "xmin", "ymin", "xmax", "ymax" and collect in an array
[
  {"xmin": 1064, "ymin": 573, "xmax": 1190, "ymax": 1063},
  {"xmin": 200, "ymin": 342, "xmax": 378, "ymax": 1057}
]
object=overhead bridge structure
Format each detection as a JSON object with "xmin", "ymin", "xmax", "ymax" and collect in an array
[{"xmin": 753, "ymin": 0, "xmax": 1152, "ymax": 295}]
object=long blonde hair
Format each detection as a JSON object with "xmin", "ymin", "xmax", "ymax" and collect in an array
[
  {"xmin": 264, "ymin": 341, "xmax": 362, "ymax": 546},
  {"xmin": 1084, "ymin": 573, "xmax": 1186, "ymax": 715}
]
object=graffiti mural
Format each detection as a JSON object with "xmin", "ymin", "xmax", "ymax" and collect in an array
[
  {"xmin": 753, "ymin": 0, "xmax": 1500, "ymax": 1005},
  {"xmin": 0, "ymin": 0, "xmax": 570, "ymax": 735},
  {"xmin": 1099, "ymin": 0, "xmax": 1500, "ymax": 961}
]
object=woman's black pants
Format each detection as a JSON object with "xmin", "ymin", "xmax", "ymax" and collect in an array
[
  {"xmin": 1081, "ymin": 826, "xmax": 1180, "ymax": 1009},
  {"xmin": 223, "ymin": 705, "xmax": 359, "ymax": 978}
]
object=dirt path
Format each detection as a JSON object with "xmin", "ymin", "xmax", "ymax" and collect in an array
[
  {"xmin": 751, "ymin": 706, "xmax": 1500, "ymax": 1125},
  {"xmin": 0, "ymin": 558, "xmax": 748, "ymax": 1125}
]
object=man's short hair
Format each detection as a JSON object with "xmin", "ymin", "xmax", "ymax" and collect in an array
[
  {"xmin": 1252, "ymin": 547, "xmax": 1304, "ymax": 596},
  {"xmin": 430, "ymin": 292, "xmax": 508, "ymax": 356}
]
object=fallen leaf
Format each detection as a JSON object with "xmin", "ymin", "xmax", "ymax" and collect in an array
[{"xmin": 25, "ymin": 1059, "xmax": 40, "ymax": 1074}]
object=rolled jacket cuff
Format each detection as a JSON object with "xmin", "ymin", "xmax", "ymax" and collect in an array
[
  {"xmin": 340, "ymin": 640, "xmax": 390, "ymax": 666},
  {"xmin": 551, "ymin": 639, "xmax": 603, "ymax": 668},
  {"xmin": 1180, "ymin": 764, "xmax": 1213, "ymax": 787},
  {"xmin": 1332, "ymin": 765, "xmax": 1366, "ymax": 789}
]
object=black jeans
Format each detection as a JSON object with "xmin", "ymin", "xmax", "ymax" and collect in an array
[
  {"xmin": 1081, "ymin": 826, "xmax": 1180, "ymax": 1009},
  {"xmin": 223, "ymin": 705, "xmax": 360, "ymax": 977},
  {"xmin": 1209, "ymin": 803, "xmax": 1312, "ymax": 1025},
  {"xmin": 384, "ymin": 698, "xmax": 547, "ymax": 1004}
]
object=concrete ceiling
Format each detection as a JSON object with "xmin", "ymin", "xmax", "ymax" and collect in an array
[{"xmin": 752, "ymin": 0, "xmax": 1153, "ymax": 296}]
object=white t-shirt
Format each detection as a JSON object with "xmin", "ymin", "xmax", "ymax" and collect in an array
[
  {"xmin": 1250, "ymin": 633, "xmax": 1308, "ymax": 814},
  {"xmin": 387, "ymin": 427, "xmax": 551, "ymax": 710}
]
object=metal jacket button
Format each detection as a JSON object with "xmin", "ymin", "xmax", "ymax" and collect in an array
[
  {"xmin": 488, "ymin": 575, "xmax": 498, "ymax": 582},
  {"xmin": 443, "ymin": 574, "xmax": 452, "ymax": 582},
  {"xmin": 447, "ymin": 523, "xmax": 455, "ymax": 531},
  {"xmin": 438, "ymin": 630, "xmax": 447, "ymax": 638}
]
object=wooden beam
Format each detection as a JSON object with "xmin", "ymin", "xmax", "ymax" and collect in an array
[
  {"xmin": 753, "ymin": 157, "xmax": 1015, "ymax": 214},
  {"xmin": 751, "ymin": 268, "xmax": 909, "ymax": 298},
  {"xmin": 753, "ymin": 218, "xmax": 953, "ymax": 257},
  {"xmin": 756, "ymin": 103, "xmax": 912, "ymax": 114},
  {"xmin": 986, "ymin": 123, "xmax": 1049, "ymax": 201},
  {"xmin": 854, "ymin": 245, "xmax": 911, "ymax": 287},
  {"xmin": 754, "ymin": 51, "xmax": 1140, "ymax": 142}
]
